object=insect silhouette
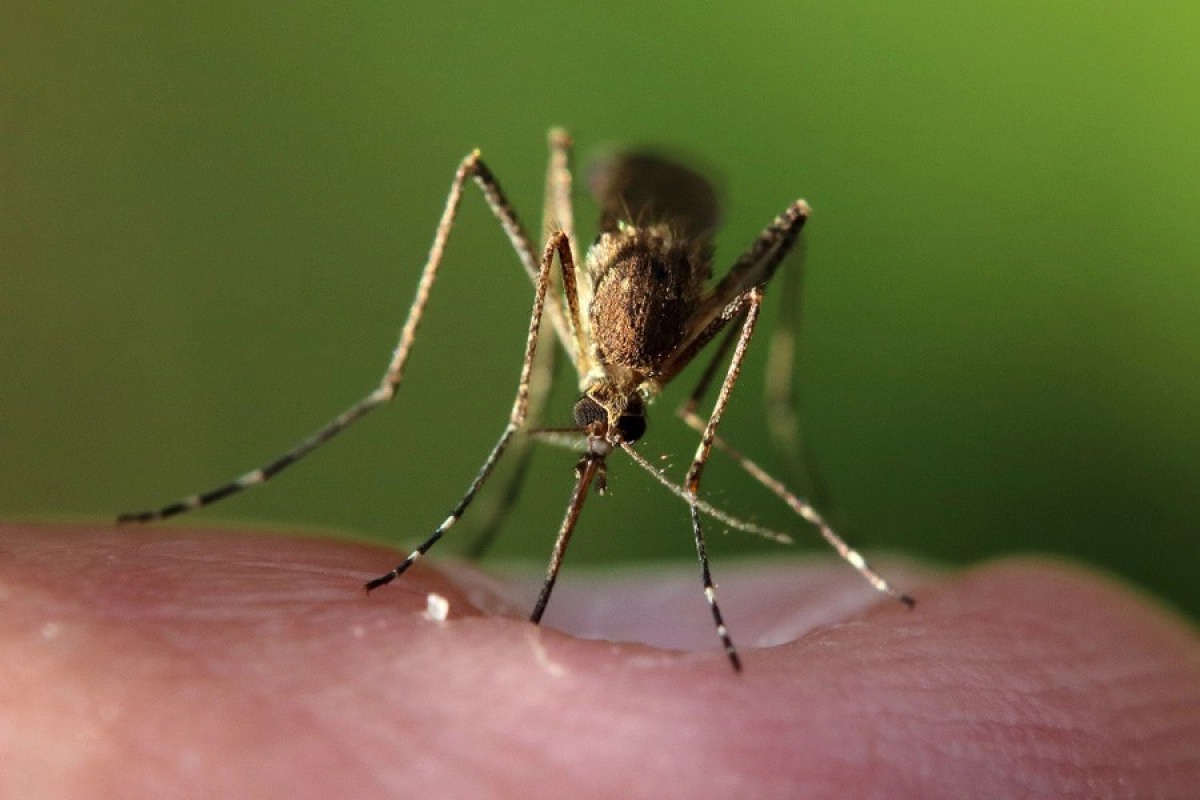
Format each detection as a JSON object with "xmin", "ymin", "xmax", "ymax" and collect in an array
[{"xmin": 120, "ymin": 129, "xmax": 912, "ymax": 671}]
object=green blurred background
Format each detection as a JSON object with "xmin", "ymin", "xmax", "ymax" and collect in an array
[{"xmin": 3, "ymin": 3, "xmax": 1198, "ymax": 619}]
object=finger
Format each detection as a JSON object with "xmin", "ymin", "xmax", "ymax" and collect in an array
[{"xmin": 3, "ymin": 524, "xmax": 1196, "ymax": 799}]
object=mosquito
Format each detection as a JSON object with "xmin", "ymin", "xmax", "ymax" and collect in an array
[{"xmin": 120, "ymin": 129, "xmax": 912, "ymax": 671}]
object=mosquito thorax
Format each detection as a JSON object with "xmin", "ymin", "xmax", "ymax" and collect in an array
[{"xmin": 586, "ymin": 224, "xmax": 711, "ymax": 377}]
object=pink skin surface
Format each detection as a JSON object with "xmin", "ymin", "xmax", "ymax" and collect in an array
[{"xmin": 2, "ymin": 524, "xmax": 1197, "ymax": 799}]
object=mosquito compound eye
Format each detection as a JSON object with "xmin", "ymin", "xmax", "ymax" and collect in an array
[
  {"xmin": 573, "ymin": 396, "xmax": 607, "ymax": 430},
  {"xmin": 615, "ymin": 414, "xmax": 646, "ymax": 443}
]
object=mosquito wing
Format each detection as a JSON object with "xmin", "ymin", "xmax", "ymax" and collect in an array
[{"xmin": 588, "ymin": 152, "xmax": 720, "ymax": 241}]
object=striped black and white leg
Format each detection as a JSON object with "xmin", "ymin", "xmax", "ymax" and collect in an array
[
  {"xmin": 682, "ymin": 288, "xmax": 767, "ymax": 672},
  {"xmin": 465, "ymin": 129, "xmax": 581, "ymax": 559},
  {"xmin": 119, "ymin": 145, "xmax": 577, "ymax": 524},
  {"xmin": 677, "ymin": 406, "xmax": 914, "ymax": 608},
  {"xmin": 366, "ymin": 232, "xmax": 582, "ymax": 593},
  {"xmin": 676, "ymin": 214, "xmax": 913, "ymax": 611}
]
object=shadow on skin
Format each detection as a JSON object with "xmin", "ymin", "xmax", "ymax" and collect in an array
[{"xmin": 2, "ymin": 524, "xmax": 1197, "ymax": 798}]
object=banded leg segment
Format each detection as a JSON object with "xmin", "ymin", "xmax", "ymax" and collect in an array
[
  {"xmin": 466, "ymin": 130, "xmax": 581, "ymax": 558},
  {"xmin": 674, "ymin": 294, "xmax": 912, "ymax": 606},
  {"xmin": 120, "ymin": 148, "xmax": 578, "ymax": 524},
  {"xmin": 365, "ymin": 233, "xmax": 582, "ymax": 592},
  {"xmin": 673, "ymin": 231, "xmax": 911, "ymax": 607},
  {"xmin": 657, "ymin": 199, "xmax": 810, "ymax": 670},
  {"xmin": 683, "ymin": 288, "xmax": 767, "ymax": 672},
  {"xmin": 676, "ymin": 407, "xmax": 914, "ymax": 607}
]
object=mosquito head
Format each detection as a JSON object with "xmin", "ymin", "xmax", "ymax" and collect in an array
[{"xmin": 573, "ymin": 385, "xmax": 647, "ymax": 450}]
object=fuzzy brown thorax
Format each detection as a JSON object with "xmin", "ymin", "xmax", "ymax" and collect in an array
[{"xmin": 586, "ymin": 223, "xmax": 712, "ymax": 378}]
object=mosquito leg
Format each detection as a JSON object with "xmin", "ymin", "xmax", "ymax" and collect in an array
[
  {"xmin": 461, "ymin": 324, "xmax": 559, "ymax": 560},
  {"xmin": 679, "ymin": 312, "xmax": 744, "ymax": 419},
  {"xmin": 461, "ymin": 434, "xmax": 539, "ymax": 560},
  {"xmin": 463, "ymin": 130, "xmax": 581, "ymax": 559},
  {"xmin": 120, "ymin": 147, "xmax": 579, "ymax": 524},
  {"xmin": 720, "ymin": 199, "xmax": 812, "ymax": 296},
  {"xmin": 763, "ymin": 235, "xmax": 805, "ymax": 458},
  {"xmin": 658, "ymin": 199, "xmax": 809, "ymax": 385},
  {"xmin": 762, "ymin": 236, "xmax": 830, "ymax": 506},
  {"xmin": 677, "ymin": 397, "xmax": 914, "ymax": 608},
  {"xmin": 693, "ymin": 511, "xmax": 741, "ymax": 671},
  {"xmin": 678, "ymin": 235, "xmax": 827, "ymax": 506},
  {"xmin": 673, "ymin": 201, "xmax": 912, "ymax": 606},
  {"xmin": 544, "ymin": 127, "xmax": 578, "ymax": 260},
  {"xmin": 529, "ymin": 454, "xmax": 601, "ymax": 623},
  {"xmin": 683, "ymin": 289, "xmax": 767, "ymax": 672},
  {"xmin": 460, "ymin": 130, "xmax": 588, "ymax": 556},
  {"xmin": 366, "ymin": 233, "xmax": 581, "ymax": 591}
]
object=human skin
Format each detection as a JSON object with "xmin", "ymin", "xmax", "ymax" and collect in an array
[{"xmin": 1, "ymin": 524, "xmax": 1197, "ymax": 799}]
